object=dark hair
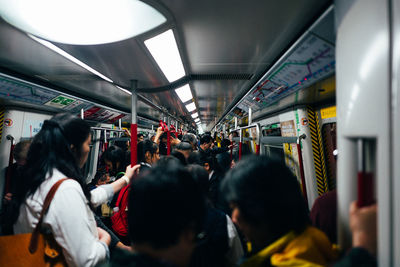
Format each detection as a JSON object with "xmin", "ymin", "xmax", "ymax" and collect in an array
[
  {"xmin": 137, "ymin": 133, "xmax": 144, "ymax": 139},
  {"xmin": 9, "ymin": 113, "xmax": 91, "ymax": 225},
  {"xmin": 102, "ymin": 145, "xmax": 126, "ymax": 175},
  {"xmin": 222, "ymin": 155, "xmax": 309, "ymax": 237},
  {"xmin": 188, "ymin": 151, "xmax": 202, "ymax": 165},
  {"xmin": 13, "ymin": 139, "xmax": 31, "ymax": 162},
  {"xmin": 200, "ymin": 155, "xmax": 216, "ymax": 171},
  {"xmin": 113, "ymin": 136, "xmax": 130, "ymax": 151},
  {"xmin": 220, "ymin": 138, "xmax": 231, "ymax": 148},
  {"xmin": 128, "ymin": 160, "xmax": 205, "ymax": 248},
  {"xmin": 200, "ymin": 135, "xmax": 212, "ymax": 145},
  {"xmin": 176, "ymin": 141, "xmax": 192, "ymax": 151},
  {"xmin": 92, "ymin": 170, "xmax": 108, "ymax": 185},
  {"xmin": 186, "ymin": 164, "xmax": 209, "ymax": 195},
  {"xmin": 137, "ymin": 140, "xmax": 158, "ymax": 164},
  {"xmin": 182, "ymin": 133, "xmax": 197, "ymax": 145},
  {"xmin": 171, "ymin": 150, "xmax": 187, "ymax": 165}
]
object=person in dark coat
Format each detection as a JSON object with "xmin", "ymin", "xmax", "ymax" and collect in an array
[
  {"xmin": 104, "ymin": 159, "xmax": 206, "ymax": 267},
  {"xmin": 310, "ymin": 189, "xmax": 337, "ymax": 243}
]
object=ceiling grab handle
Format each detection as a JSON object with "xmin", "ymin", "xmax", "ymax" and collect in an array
[{"xmin": 357, "ymin": 139, "xmax": 376, "ymax": 207}]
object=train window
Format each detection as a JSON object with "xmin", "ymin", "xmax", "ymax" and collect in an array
[{"xmin": 261, "ymin": 124, "xmax": 285, "ymax": 161}]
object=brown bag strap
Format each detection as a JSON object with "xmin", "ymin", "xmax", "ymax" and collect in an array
[{"xmin": 29, "ymin": 178, "xmax": 70, "ymax": 253}]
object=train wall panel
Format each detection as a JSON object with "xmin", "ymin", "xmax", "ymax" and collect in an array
[{"xmin": 0, "ymin": 109, "xmax": 51, "ymax": 210}]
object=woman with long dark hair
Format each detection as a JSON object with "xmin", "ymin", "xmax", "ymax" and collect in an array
[
  {"xmin": 9, "ymin": 113, "xmax": 136, "ymax": 267},
  {"xmin": 137, "ymin": 140, "xmax": 159, "ymax": 169}
]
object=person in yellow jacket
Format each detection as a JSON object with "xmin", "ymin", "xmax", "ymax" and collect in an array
[{"xmin": 221, "ymin": 155, "xmax": 339, "ymax": 266}]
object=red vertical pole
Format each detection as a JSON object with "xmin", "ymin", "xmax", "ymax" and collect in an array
[
  {"xmin": 357, "ymin": 172, "xmax": 374, "ymax": 207},
  {"xmin": 239, "ymin": 142, "xmax": 242, "ymax": 160},
  {"xmin": 167, "ymin": 130, "xmax": 171, "ymax": 155},
  {"xmin": 131, "ymin": 123, "xmax": 137, "ymax": 166},
  {"xmin": 297, "ymin": 143, "xmax": 308, "ymax": 208},
  {"xmin": 256, "ymin": 144, "xmax": 260, "ymax": 155}
]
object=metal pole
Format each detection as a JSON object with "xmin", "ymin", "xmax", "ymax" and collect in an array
[
  {"xmin": 131, "ymin": 80, "xmax": 138, "ymax": 166},
  {"xmin": 118, "ymin": 118, "xmax": 122, "ymax": 137},
  {"xmin": 235, "ymin": 117, "xmax": 238, "ymax": 129},
  {"xmin": 248, "ymin": 107, "xmax": 252, "ymax": 126},
  {"xmin": 239, "ymin": 129, "xmax": 242, "ymax": 161}
]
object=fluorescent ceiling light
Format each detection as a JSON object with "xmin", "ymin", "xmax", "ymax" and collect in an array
[
  {"xmin": 29, "ymin": 35, "xmax": 131, "ymax": 95},
  {"xmin": 145, "ymin": 29, "xmax": 185, "ymax": 82},
  {"xmin": 116, "ymin": 86, "xmax": 132, "ymax": 95},
  {"xmin": 191, "ymin": 112, "xmax": 199, "ymax": 118},
  {"xmin": 30, "ymin": 35, "xmax": 113, "ymax": 82},
  {"xmin": 185, "ymin": 102, "xmax": 196, "ymax": 112},
  {"xmin": 175, "ymin": 84, "xmax": 193, "ymax": 103},
  {"xmin": 0, "ymin": 0, "xmax": 166, "ymax": 45}
]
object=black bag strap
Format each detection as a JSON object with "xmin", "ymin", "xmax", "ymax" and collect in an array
[{"xmin": 29, "ymin": 178, "xmax": 70, "ymax": 253}]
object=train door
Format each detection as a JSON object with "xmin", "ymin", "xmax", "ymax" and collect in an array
[{"xmin": 336, "ymin": 0, "xmax": 393, "ymax": 264}]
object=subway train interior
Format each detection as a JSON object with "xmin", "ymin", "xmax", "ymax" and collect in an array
[{"xmin": 0, "ymin": 0, "xmax": 397, "ymax": 265}]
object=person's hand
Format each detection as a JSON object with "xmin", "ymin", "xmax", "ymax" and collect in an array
[
  {"xmin": 124, "ymin": 128, "xmax": 131, "ymax": 138},
  {"xmin": 116, "ymin": 242, "xmax": 133, "ymax": 252},
  {"xmin": 97, "ymin": 227, "xmax": 111, "ymax": 246},
  {"xmin": 125, "ymin": 164, "xmax": 141, "ymax": 180},
  {"xmin": 4, "ymin": 193, "xmax": 12, "ymax": 202},
  {"xmin": 156, "ymin": 126, "xmax": 163, "ymax": 136},
  {"xmin": 349, "ymin": 201, "xmax": 377, "ymax": 256},
  {"xmin": 171, "ymin": 137, "xmax": 181, "ymax": 146}
]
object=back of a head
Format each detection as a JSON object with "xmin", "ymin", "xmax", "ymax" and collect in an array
[
  {"xmin": 222, "ymin": 155, "xmax": 309, "ymax": 236},
  {"xmin": 182, "ymin": 133, "xmax": 196, "ymax": 144},
  {"xmin": 13, "ymin": 139, "xmax": 31, "ymax": 163},
  {"xmin": 221, "ymin": 138, "xmax": 231, "ymax": 148},
  {"xmin": 186, "ymin": 164, "xmax": 209, "ymax": 195},
  {"xmin": 188, "ymin": 151, "xmax": 202, "ymax": 165},
  {"xmin": 176, "ymin": 141, "xmax": 192, "ymax": 152},
  {"xmin": 128, "ymin": 161, "xmax": 205, "ymax": 249},
  {"xmin": 137, "ymin": 139, "xmax": 156, "ymax": 164},
  {"xmin": 103, "ymin": 145, "xmax": 126, "ymax": 172},
  {"xmin": 25, "ymin": 113, "xmax": 90, "ymax": 177},
  {"xmin": 200, "ymin": 135, "xmax": 212, "ymax": 145}
]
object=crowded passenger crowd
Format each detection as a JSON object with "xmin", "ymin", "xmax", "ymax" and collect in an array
[{"xmin": 0, "ymin": 114, "xmax": 377, "ymax": 266}]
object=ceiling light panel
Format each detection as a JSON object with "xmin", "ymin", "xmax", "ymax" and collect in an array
[
  {"xmin": 175, "ymin": 84, "xmax": 193, "ymax": 103},
  {"xmin": 185, "ymin": 102, "xmax": 196, "ymax": 112},
  {"xmin": 191, "ymin": 112, "xmax": 199, "ymax": 118},
  {"xmin": 1, "ymin": 0, "xmax": 166, "ymax": 45},
  {"xmin": 145, "ymin": 29, "xmax": 185, "ymax": 82}
]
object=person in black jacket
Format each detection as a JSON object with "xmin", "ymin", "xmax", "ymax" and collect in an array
[
  {"xmin": 187, "ymin": 164, "xmax": 243, "ymax": 267},
  {"xmin": 105, "ymin": 159, "xmax": 206, "ymax": 267}
]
